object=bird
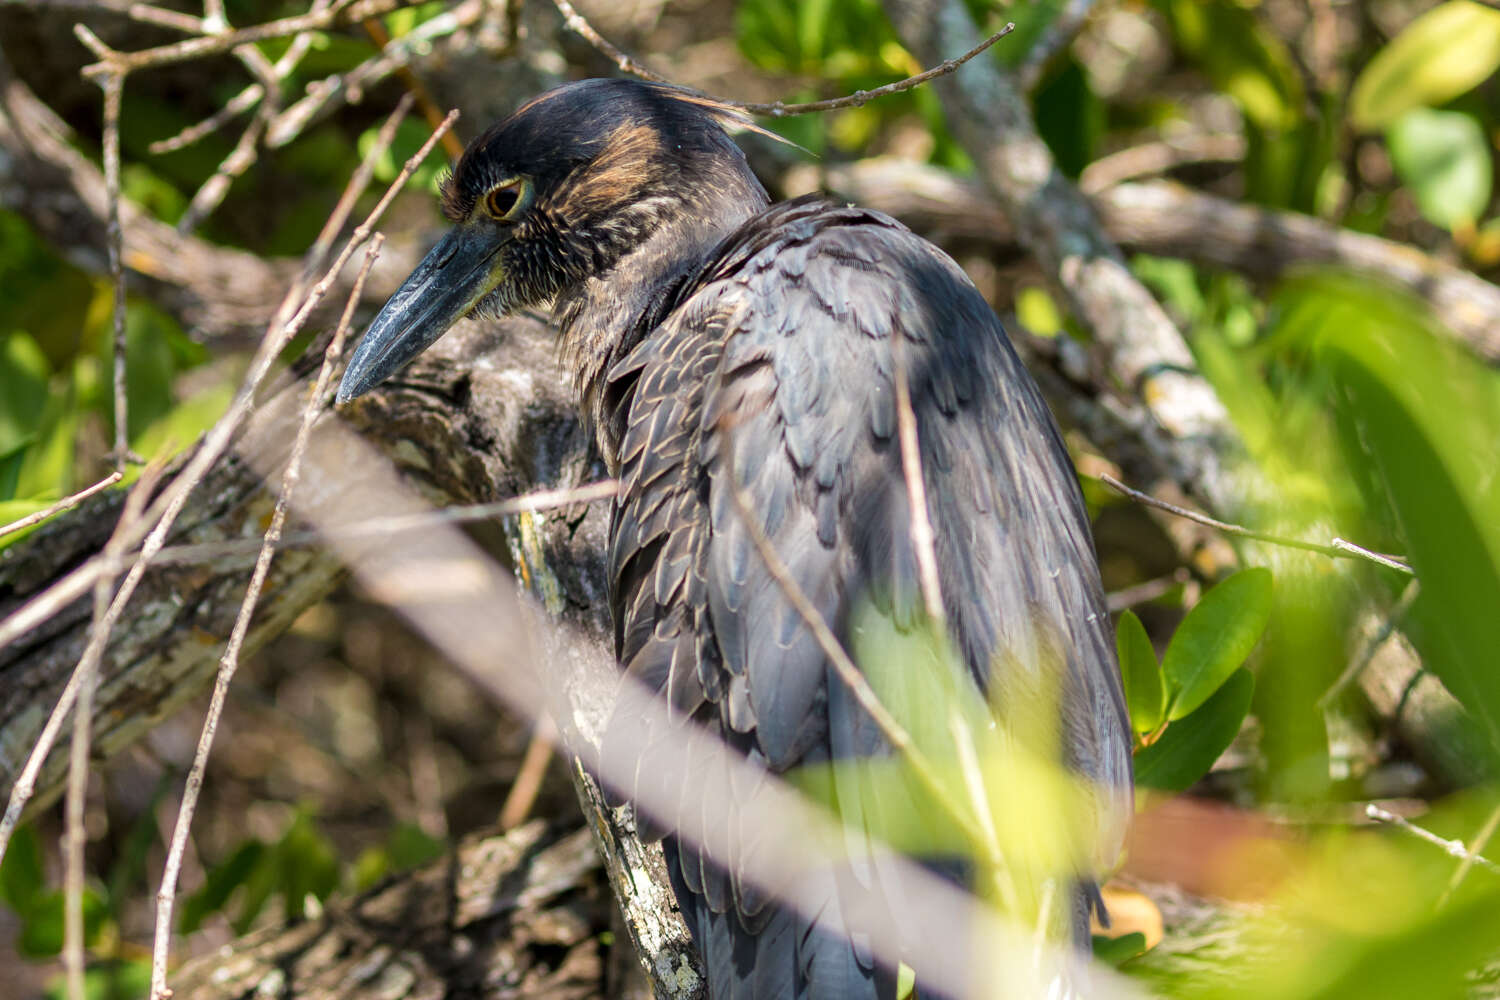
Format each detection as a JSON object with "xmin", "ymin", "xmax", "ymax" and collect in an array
[{"xmin": 336, "ymin": 77, "xmax": 1131, "ymax": 999}]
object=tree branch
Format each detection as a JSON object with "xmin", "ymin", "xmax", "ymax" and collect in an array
[{"xmin": 165, "ymin": 819, "xmax": 610, "ymax": 1000}]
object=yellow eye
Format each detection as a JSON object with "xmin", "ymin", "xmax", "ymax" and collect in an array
[{"xmin": 485, "ymin": 179, "xmax": 526, "ymax": 220}]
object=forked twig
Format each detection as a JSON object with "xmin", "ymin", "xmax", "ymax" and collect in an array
[
  {"xmin": 1366, "ymin": 803, "xmax": 1500, "ymax": 877},
  {"xmin": 550, "ymin": 0, "xmax": 1014, "ymax": 118},
  {"xmin": 147, "ymin": 238, "xmax": 384, "ymax": 1000},
  {"xmin": 1099, "ymin": 473, "xmax": 1413, "ymax": 575}
]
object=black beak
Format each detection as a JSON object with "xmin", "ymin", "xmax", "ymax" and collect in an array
[{"xmin": 336, "ymin": 225, "xmax": 509, "ymax": 404}]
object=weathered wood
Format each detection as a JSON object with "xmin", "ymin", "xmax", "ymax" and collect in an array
[{"xmin": 167, "ymin": 819, "xmax": 608, "ymax": 1000}]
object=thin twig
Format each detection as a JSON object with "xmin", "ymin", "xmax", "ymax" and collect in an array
[
  {"xmin": 147, "ymin": 83, "xmax": 263, "ymax": 154},
  {"xmin": 62, "ymin": 462, "xmax": 160, "ymax": 1000},
  {"xmin": 145, "ymin": 480, "xmax": 620, "ymax": 568},
  {"xmin": 176, "ymin": 102, "xmax": 271, "ymax": 234},
  {"xmin": 0, "ymin": 105, "xmax": 452, "ymax": 662},
  {"xmin": 1365, "ymin": 803, "xmax": 1500, "ymax": 877},
  {"xmin": 362, "ymin": 17, "xmax": 465, "ymax": 159},
  {"xmin": 890, "ymin": 335, "xmax": 945, "ymax": 625},
  {"xmin": 80, "ymin": 0, "xmax": 408, "ymax": 78},
  {"xmin": 304, "ymin": 94, "xmax": 413, "ymax": 281},
  {"xmin": 723, "ymin": 479, "xmax": 993, "ymax": 859},
  {"xmin": 1443, "ymin": 801, "xmax": 1500, "ymax": 904},
  {"xmin": 1099, "ymin": 473, "xmax": 1413, "ymax": 574},
  {"xmin": 550, "ymin": 0, "xmax": 1015, "ymax": 119},
  {"xmin": 147, "ymin": 237, "xmax": 384, "ymax": 1000},
  {"xmin": 732, "ymin": 25, "xmax": 1014, "ymax": 117},
  {"xmin": 550, "ymin": 0, "xmax": 669, "ymax": 82},
  {"xmin": 0, "ymin": 472, "xmax": 123, "ymax": 540},
  {"xmin": 99, "ymin": 67, "xmax": 130, "ymax": 469},
  {"xmin": 499, "ymin": 716, "xmax": 557, "ymax": 830}
]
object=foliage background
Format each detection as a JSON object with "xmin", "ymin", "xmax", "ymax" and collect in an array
[{"xmin": 2, "ymin": 0, "xmax": 1499, "ymax": 996}]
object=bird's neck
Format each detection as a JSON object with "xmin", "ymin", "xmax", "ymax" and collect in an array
[{"xmin": 553, "ymin": 185, "xmax": 764, "ymax": 461}]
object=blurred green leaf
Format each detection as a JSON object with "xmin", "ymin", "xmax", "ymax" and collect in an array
[
  {"xmin": 43, "ymin": 960, "xmax": 151, "ymax": 1000},
  {"xmin": 15, "ymin": 887, "xmax": 108, "ymax": 958},
  {"xmin": 1116, "ymin": 610, "xmax": 1164, "ymax": 734},
  {"xmin": 0, "ymin": 824, "xmax": 45, "ymax": 912},
  {"xmin": 356, "ymin": 117, "xmax": 446, "ymax": 195},
  {"xmin": 1386, "ymin": 108, "xmax": 1493, "ymax": 230},
  {"xmin": 1033, "ymin": 59, "xmax": 1101, "ymax": 179},
  {"xmin": 1162, "ymin": 568, "xmax": 1273, "ymax": 721},
  {"xmin": 1135, "ymin": 668, "xmax": 1254, "ymax": 793},
  {"xmin": 1350, "ymin": 0, "xmax": 1500, "ymax": 131},
  {"xmin": 1159, "ymin": 0, "xmax": 1303, "ymax": 131},
  {"xmin": 1093, "ymin": 931, "xmax": 1148, "ymax": 966},
  {"xmin": 0, "ymin": 330, "xmax": 51, "ymax": 462},
  {"xmin": 179, "ymin": 840, "xmax": 265, "ymax": 934}
]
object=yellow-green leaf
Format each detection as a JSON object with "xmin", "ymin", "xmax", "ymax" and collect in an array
[
  {"xmin": 1116, "ymin": 610, "xmax": 1164, "ymax": 734},
  {"xmin": 1351, "ymin": 1, "xmax": 1500, "ymax": 131}
]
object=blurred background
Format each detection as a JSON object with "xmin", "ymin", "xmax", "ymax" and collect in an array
[{"xmin": 1, "ymin": 0, "xmax": 1499, "ymax": 996}]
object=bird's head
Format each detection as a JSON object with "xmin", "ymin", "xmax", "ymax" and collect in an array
[{"xmin": 336, "ymin": 78, "xmax": 772, "ymax": 404}]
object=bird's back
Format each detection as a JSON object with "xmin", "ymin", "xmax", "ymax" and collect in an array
[{"xmin": 599, "ymin": 196, "xmax": 1131, "ymax": 999}]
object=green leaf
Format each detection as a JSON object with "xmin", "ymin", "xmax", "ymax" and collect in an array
[
  {"xmin": 179, "ymin": 840, "xmax": 266, "ymax": 934},
  {"xmin": 1289, "ymin": 275, "xmax": 1500, "ymax": 752},
  {"xmin": 1161, "ymin": 0, "xmax": 1303, "ymax": 131},
  {"xmin": 1093, "ymin": 931, "xmax": 1148, "ymax": 966},
  {"xmin": 43, "ymin": 960, "xmax": 152, "ymax": 1000},
  {"xmin": 1162, "ymin": 568, "xmax": 1273, "ymax": 720},
  {"xmin": 15, "ymin": 887, "xmax": 107, "ymax": 957},
  {"xmin": 1116, "ymin": 610, "xmax": 1164, "ymax": 734},
  {"xmin": 1351, "ymin": 1, "xmax": 1500, "ymax": 131},
  {"xmin": 0, "ymin": 330, "xmax": 50, "ymax": 460},
  {"xmin": 1386, "ymin": 108, "xmax": 1493, "ymax": 230},
  {"xmin": 0, "ymin": 823, "xmax": 45, "ymax": 911},
  {"xmin": 1135, "ymin": 668, "xmax": 1254, "ymax": 793}
]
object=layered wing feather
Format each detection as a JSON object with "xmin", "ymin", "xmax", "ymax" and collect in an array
[{"xmin": 600, "ymin": 197, "xmax": 1130, "ymax": 998}]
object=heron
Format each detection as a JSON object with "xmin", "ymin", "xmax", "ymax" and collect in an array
[{"xmin": 336, "ymin": 77, "xmax": 1131, "ymax": 999}]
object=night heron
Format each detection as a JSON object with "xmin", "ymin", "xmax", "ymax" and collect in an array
[{"xmin": 337, "ymin": 77, "xmax": 1130, "ymax": 999}]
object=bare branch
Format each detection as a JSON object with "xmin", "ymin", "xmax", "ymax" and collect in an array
[
  {"xmin": 732, "ymin": 24, "xmax": 1016, "ymax": 117},
  {"xmin": 0, "ymin": 472, "xmax": 123, "ymax": 541},
  {"xmin": 498, "ymin": 716, "xmax": 557, "ymax": 830},
  {"xmin": 550, "ymin": 0, "xmax": 1016, "ymax": 118},
  {"xmin": 80, "ymin": 0, "xmax": 410, "ymax": 78},
  {"xmin": 1365, "ymin": 803, "xmax": 1500, "ymax": 876},
  {"xmin": 1099, "ymin": 473, "xmax": 1413, "ymax": 574},
  {"xmin": 890, "ymin": 334, "xmax": 945, "ymax": 626},
  {"xmin": 148, "ymin": 238, "xmax": 385, "ymax": 1000},
  {"xmin": 63, "ymin": 464, "xmax": 157, "ymax": 1000}
]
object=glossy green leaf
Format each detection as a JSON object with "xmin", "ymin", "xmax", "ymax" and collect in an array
[
  {"xmin": 1162, "ymin": 568, "xmax": 1272, "ymax": 721},
  {"xmin": 1386, "ymin": 108, "xmax": 1493, "ymax": 229},
  {"xmin": 1116, "ymin": 610, "xmax": 1164, "ymax": 734},
  {"xmin": 1135, "ymin": 668, "xmax": 1254, "ymax": 793},
  {"xmin": 1351, "ymin": 1, "xmax": 1500, "ymax": 131}
]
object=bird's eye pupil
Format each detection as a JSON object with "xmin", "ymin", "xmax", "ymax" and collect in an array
[{"xmin": 488, "ymin": 184, "xmax": 521, "ymax": 219}]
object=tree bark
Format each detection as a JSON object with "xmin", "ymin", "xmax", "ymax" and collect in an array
[{"xmin": 166, "ymin": 819, "xmax": 609, "ymax": 1000}]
